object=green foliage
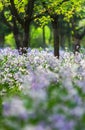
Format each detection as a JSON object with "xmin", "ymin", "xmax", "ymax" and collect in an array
[
  {"xmin": 0, "ymin": 0, "xmax": 85, "ymax": 49},
  {"xmin": 4, "ymin": 11, "xmax": 12, "ymax": 22},
  {"xmin": 0, "ymin": 2, "xmax": 3, "ymax": 11},
  {"xmin": 5, "ymin": 33, "xmax": 16, "ymax": 48},
  {"xmin": 30, "ymin": 25, "xmax": 51, "ymax": 48},
  {"xmin": 30, "ymin": 25, "xmax": 43, "ymax": 48},
  {"xmin": 14, "ymin": 0, "xmax": 28, "ymax": 13},
  {"xmin": 34, "ymin": 0, "xmax": 85, "ymax": 24}
]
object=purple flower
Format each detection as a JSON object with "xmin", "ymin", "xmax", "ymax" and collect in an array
[{"xmin": 3, "ymin": 97, "xmax": 28, "ymax": 120}]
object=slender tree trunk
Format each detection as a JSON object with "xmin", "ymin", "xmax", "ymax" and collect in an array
[
  {"xmin": 73, "ymin": 37, "xmax": 81, "ymax": 53},
  {"xmin": 0, "ymin": 34, "xmax": 4, "ymax": 47},
  {"xmin": 49, "ymin": 25, "xmax": 53, "ymax": 44},
  {"xmin": 42, "ymin": 25, "xmax": 46, "ymax": 48},
  {"xmin": 52, "ymin": 15, "xmax": 59, "ymax": 58},
  {"xmin": 71, "ymin": 18, "xmax": 85, "ymax": 53},
  {"xmin": 68, "ymin": 34, "xmax": 71, "ymax": 50},
  {"xmin": 12, "ymin": 15, "xmax": 22, "ymax": 50},
  {"xmin": 22, "ymin": 22, "xmax": 30, "ymax": 53},
  {"xmin": 13, "ymin": 32, "xmax": 21, "ymax": 50},
  {"xmin": 23, "ymin": 26, "xmax": 30, "ymax": 48},
  {"xmin": 60, "ymin": 34, "xmax": 65, "ymax": 49},
  {"xmin": 22, "ymin": 0, "xmax": 35, "ymax": 52}
]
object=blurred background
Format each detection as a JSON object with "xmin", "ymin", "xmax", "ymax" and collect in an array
[{"xmin": 0, "ymin": 0, "xmax": 85, "ymax": 54}]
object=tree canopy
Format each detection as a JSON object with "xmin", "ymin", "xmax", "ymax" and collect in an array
[{"xmin": 0, "ymin": 0, "xmax": 85, "ymax": 56}]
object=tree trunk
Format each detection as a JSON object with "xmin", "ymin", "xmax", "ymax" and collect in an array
[
  {"xmin": 52, "ymin": 15, "xmax": 59, "ymax": 58},
  {"xmin": 71, "ymin": 18, "xmax": 85, "ymax": 53},
  {"xmin": 13, "ymin": 32, "xmax": 21, "ymax": 50},
  {"xmin": 12, "ymin": 15, "xmax": 22, "ymax": 51},
  {"xmin": 49, "ymin": 25, "xmax": 53, "ymax": 44},
  {"xmin": 23, "ymin": 27, "xmax": 30, "ymax": 47},
  {"xmin": 22, "ymin": 0, "xmax": 35, "ymax": 52},
  {"xmin": 60, "ymin": 34, "xmax": 65, "ymax": 49},
  {"xmin": 0, "ymin": 34, "xmax": 4, "ymax": 47},
  {"xmin": 42, "ymin": 25, "xmax": 46, "ymax": 48},
  {"xmin": 73, "ymin": 37, "xmax": 81, "ymax": 53},
  {"xmin": 22, "ymin": 23, "xmax": 30, "ymax": 53}
]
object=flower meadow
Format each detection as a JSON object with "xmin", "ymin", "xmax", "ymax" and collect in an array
[{"xmin": 0, "ymin": 47, "xmax": 85, "ymax": 130}]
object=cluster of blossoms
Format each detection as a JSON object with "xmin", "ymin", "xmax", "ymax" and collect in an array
[{"xmin": 0, "ymin": 47, "xmax": 85, "ymax": 130}]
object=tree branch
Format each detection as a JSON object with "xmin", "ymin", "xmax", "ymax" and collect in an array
[
  {"xmin": 1, "ymin": 11, "xmax": 13, "ymax": 30},
  {"xmin": 9, "ymin": 0, "xmax": 24, "ymax": 27},
  {"xmin": 25, "ymin": 0, "xmax": 35, "ymax": 23}
]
